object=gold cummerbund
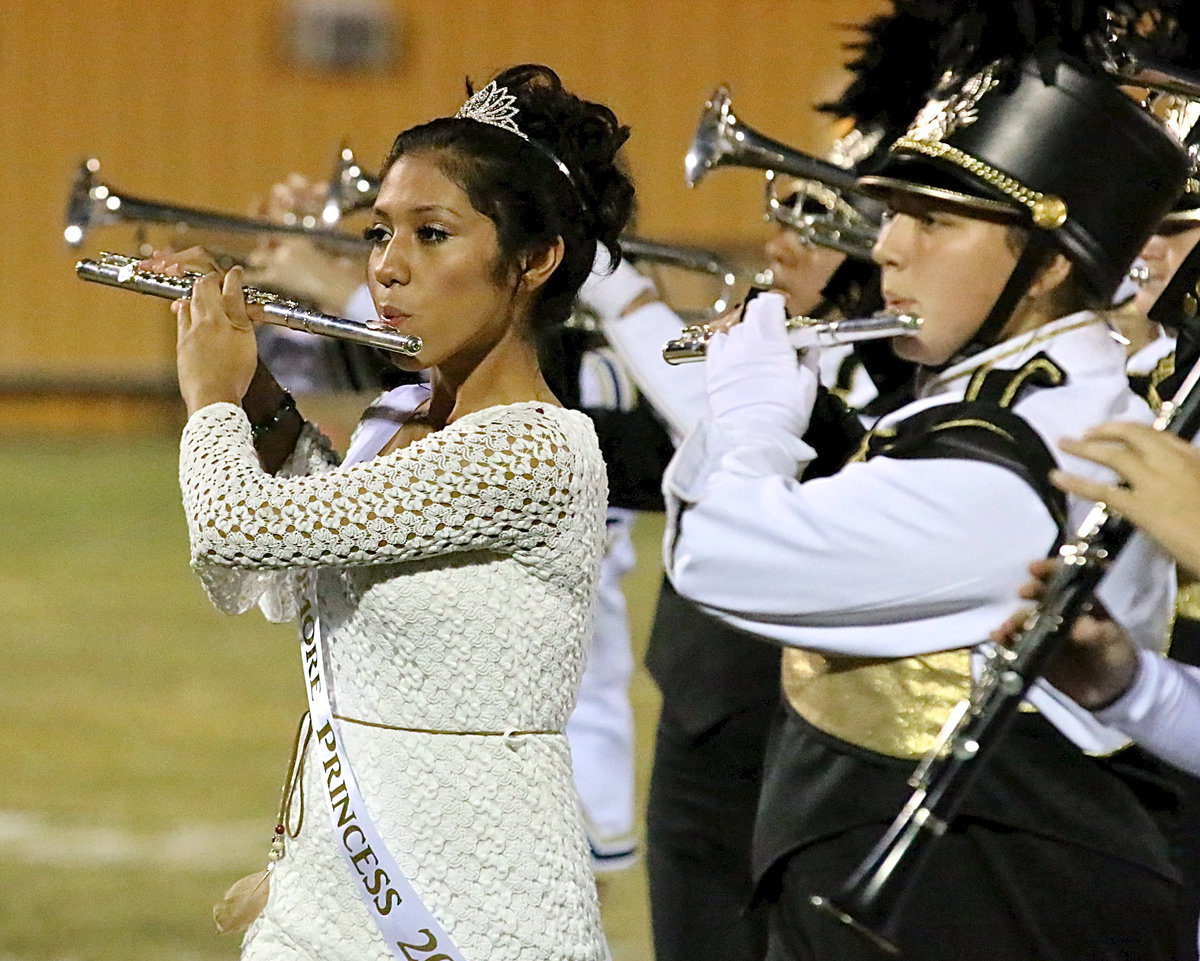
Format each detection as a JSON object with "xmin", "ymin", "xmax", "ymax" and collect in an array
[{"xmin": 781, "ymin": 647, "xmax": 973, "ymax": 760}]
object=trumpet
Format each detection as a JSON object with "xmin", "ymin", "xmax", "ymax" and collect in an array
[
  {"xmin": 64, "ymin": 158, "xmax": 370, "ymax": 253},
  {"xmin": 1088, "ymin": 11, "xmax": 1200, "ymax": 103},
  {"xmin": 75, "ymin": 252, "xmax": 422, "ymax": 357},
  {"xmin": 685, "ymin": 86, "xmax": 881, "ymax": 261},
  {"xmin": 662, "ymin": 312, "xmax": 921, "ymax": 364},
  {"xmin": 67, "ymin": 154, "xmax": 747, "ymax": 321}
]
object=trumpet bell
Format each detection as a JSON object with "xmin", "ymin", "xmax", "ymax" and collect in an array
[
  {"xmin": 684, "ymin": 85, "xmax": 861, "ymax": 193},
  {"xmin": 323, "ymin": 145, "xmax": 378, "ymax": 225},
  {"xmin": 64, "ymin": 158, "xmax": 107, "ymax": 248},
  {"xmin": 685, "ymin": 85, "xmax": 736, "ymax": 188}
]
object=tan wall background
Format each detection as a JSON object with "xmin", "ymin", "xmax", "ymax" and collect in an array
[{"xmin": 1, "ymin": 0, "xmax": 884, "ymax": 387}]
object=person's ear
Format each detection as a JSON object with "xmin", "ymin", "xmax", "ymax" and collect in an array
[
  {"xmin": 519, "ymin": 237, "xmax": 565, "ymax": 293},
  {"xmin": 1027, "ymin": 252, "xmax": 1072, "ymax": 299}
]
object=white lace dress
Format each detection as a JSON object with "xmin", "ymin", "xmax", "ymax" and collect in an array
[{"xmin": 178, "ymin": 398, "xmax": 609, "ymax": 961}]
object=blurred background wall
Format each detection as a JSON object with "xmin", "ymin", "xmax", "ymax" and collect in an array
[{"xmin": 1, "ymin": 0, "xmax": 884, "ymax": 408}]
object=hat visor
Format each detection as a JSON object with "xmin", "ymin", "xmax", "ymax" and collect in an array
[{"xmin": 857, "ymin": 174, "xmax": 1018, "ymax": 219}]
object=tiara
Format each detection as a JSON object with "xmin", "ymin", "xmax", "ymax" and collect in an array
[
  {"xmin": 456, "ymin": 82, "xmax": 527, "ymax": 140},
  {"xmin": 455, "ymin": 81, "xmax": 575, "ymax": 185}
]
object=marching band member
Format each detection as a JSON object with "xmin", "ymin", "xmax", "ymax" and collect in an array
[
  {"xmin": 242, "ymin": 172, "xmax": 671, "ymax": 899},
  {"xmin": 663, "ymin": 51, "xmax": 1189, "ymax": 960},
  {"xmin": 584, "ymin": 8, "xmax": 955, "ymax": 957},
  {"xmin": 166, "ymin": 64, "xmax": 634, "ymax": 961}
]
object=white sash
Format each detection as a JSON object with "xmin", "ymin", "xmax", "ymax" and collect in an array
[
  {"xmin": 298, "ymin": 379, "xmax": 467, "ymax": 961},
  {"xmin": 299, "ymin": 581, "xmax": 466, "ymax": 961}
]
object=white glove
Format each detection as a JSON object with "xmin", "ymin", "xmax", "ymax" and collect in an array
[
  {"xmin": 705, "ymin": 292, "xmax": 819, "ymax": 437},
  {"xmin": 578, "ymin": 247, "xmax": 656, "ymax": 319}
]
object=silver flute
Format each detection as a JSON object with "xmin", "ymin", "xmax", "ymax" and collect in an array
[
  {"xmin": 662, "ymin": 312, "xmax": 922, "ymax": 365},
  {"xmin": 75, "ymin": 252, "xmax": 423, "ymax": 357}
]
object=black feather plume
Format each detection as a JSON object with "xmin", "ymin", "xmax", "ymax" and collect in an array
[
  {"xmin": 817, "ymin": 1, "xmax": 959, "ymax": 141},
  {"xmin": 932, "ymin": 0, "xmax": 1200, "ymax": 87}
]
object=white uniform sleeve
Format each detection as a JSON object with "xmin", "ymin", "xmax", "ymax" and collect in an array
[
  {"xmin": 663, "ymin": 416, "xmax": 1059, "ymax": 656},
  {"xmin": 600, "ymin": 301, "xmax": 707, "ymax": 443},
  {"xmin": 1094, "ymin": 649, "xmax": 1200, "ymax": 776}
]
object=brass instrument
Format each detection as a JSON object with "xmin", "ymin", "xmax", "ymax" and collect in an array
[
  {"xmin": 68, "ymin": 153, "xmax": 746, "ymax": 321},
  {"xmin": 322, "ymin": 145, "xmax": 377, "ymax": 223},
  {"xmin": 685, "ymin": 86, "xmax": 881, "ymax": 261},
  {"xmin": 64, "ymin": 158, "xmax": 370, "ymax": 253},
  {"xmin": 663, "ymin": 312, "xmax": 921, "ymax": 364},
  {"xmin": 75, "ymin": 252, "xmax": 422, "ymax": 357},
  {"xmin": 1088, "ymin": 13, "xmax": 1200, "ymax": 102},
  {"xmin": 618, "ymin": 236, "xmax": 744, "ymax": 320}
]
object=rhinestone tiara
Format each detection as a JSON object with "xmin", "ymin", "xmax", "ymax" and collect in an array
[
  {"xmin": 456, "ymin": 82, "xmax": 528, "ymax": 141},
  {"xmin": 454, "ymin": 81, "xmax": 575, "ymax": 185}
]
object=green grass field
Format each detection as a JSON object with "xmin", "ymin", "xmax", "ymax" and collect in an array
[{"xmin": 0, "ymin": 434, "xmax": 660, "ymax": 960}]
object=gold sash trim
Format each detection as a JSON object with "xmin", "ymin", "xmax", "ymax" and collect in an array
[
  {"xmin": 332, "ymin": 713, "xmax": 560, "ymax": 737},
  {"xmin": 781, "ymin": 647, "xmax": 973, "ymax": 760}
]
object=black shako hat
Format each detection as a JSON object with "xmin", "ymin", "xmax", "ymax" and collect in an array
[{"xmin": 859, "ymin": 50, "xmax": 1189, "ymax": 302}]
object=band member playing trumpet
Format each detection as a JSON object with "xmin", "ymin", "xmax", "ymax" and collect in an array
[
  {"xmin": 663, "ymin": 49, "xmax": 1190, "ymax": 960},
  {"xmin": 163, "ymin": 64, "xmax": 634, "ymax": 961}
]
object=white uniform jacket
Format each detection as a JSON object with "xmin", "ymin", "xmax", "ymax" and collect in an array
[{"xmin": 664, "ymin": 311, "xmax": 1176, "ymax": 753}]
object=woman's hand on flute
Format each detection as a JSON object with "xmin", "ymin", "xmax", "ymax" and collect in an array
[
  {"xmin": 989, "ymin": 558, "xmax": 1140, "ymax": 711},
  {"xmin": 176, "ymin": 266, "xmax": 260, "ymax": 416},
  {"xmin": 1052, "ymin": 421, "xmax": 1200, "ymax": 578}
]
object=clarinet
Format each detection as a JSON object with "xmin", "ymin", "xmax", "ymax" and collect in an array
[{"xmin": 807, "ymin": 236, "xmax": 1200, "ymax": 952}]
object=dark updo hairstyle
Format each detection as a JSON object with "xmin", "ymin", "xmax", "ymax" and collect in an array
[{"xmin": 381, "ymin": 64, "xmax": 635, "ymax": 340}]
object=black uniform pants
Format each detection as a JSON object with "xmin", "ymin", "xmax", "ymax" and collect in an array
[
  {"xmin": 645, "ymin": 700, "xmax": 776, "ymax": 961},
  {"xmin": 763, "ymin": 820, "xmax": 1186, "ymax": 961}
]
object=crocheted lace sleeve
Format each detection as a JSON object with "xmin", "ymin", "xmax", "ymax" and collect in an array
[
  {"xmin": 184, "ymin": 416, "xmax": 341, "ymax": 617},
  {"xmin": 180, "ymin": 400, "xmax": 582, "ymax": 577}
]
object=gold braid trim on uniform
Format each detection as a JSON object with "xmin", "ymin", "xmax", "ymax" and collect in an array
[
  {"xmin": 848, "ymin": 425, "xmax": 896, "ymax": 464},
  {"xmin": 927, "ymin": 418, "xmax": 1013, "ymax": 440},
  {"xmin": 927, "ymin": 316, "xmax": 1103, "ymax": 392},
  {"xmin": 1146, "ymin": 351, "xmax": 1177, "ymax": 413},
  {"xmin": 893, "ymin": 137, "xmax": 1068, "ymax": 229},
  {"xmin": 782, "ymin": 648, "xmax": 972, "ymax": 759},
  {"xmin": 792, "ymin": 355, "xmax": 1076, "ymax": 759},
  {"xmin": 962, "ymin": 354, "xmax": 1067, "ymax": 408}
]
